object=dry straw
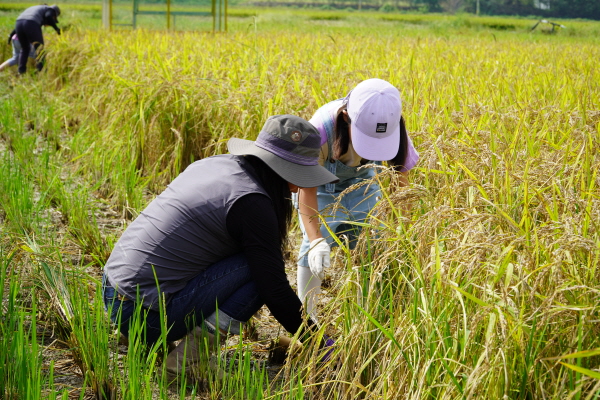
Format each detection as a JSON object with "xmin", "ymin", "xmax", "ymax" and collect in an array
[{"xmin": 1, "ymin": 19, "xmax": 598, "ymax": 399}]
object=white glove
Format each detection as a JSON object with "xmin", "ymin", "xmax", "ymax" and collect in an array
[
  {"xmin": 308, "ymin": 239, "xmax": 330, "ymax": 280},
  {"xmin": 297, "ymin": 267, "xmax": 321, "ymax": 322}
]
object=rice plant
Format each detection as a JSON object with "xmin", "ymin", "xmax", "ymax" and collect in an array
[{"xmin": 0, "ymin": 7, "xmax": 599, "ymax": 400}]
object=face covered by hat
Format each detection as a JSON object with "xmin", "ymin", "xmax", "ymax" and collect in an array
[
  {"xmin": 345, "ymin": 78, "xmax": 402, "ymax": 162},
  {"xmin": 227, "ymin": 115, "xmax": 339, "ymax": 188}
]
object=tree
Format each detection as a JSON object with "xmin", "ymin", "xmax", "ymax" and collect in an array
[
  {"xmin": 461, "ymin": 0, "xmax": 600, "ymax": 20},
  {"xmin": 441, "ymin": 0, "xmax": 464, "ymax": 13},
  {"xmin": 547, "ymin": 0, "xmax": 600, "ymax": 20},
  {"xmin": 462, "ymin": 0, "xmax": 536, "ymax": 16},
  {"xmin": 418, "ymin": 0, "xmax": 442, "ymax": 11}
]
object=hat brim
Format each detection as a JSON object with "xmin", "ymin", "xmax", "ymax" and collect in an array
[
  {"xmin": 351, "ymin": 123, "xmax": 401, "ymax": 161},
  {"xmin": 227, "ymin": 138, "xmax": 339, "ymax": 188}
]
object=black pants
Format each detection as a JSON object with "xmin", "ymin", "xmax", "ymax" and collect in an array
[{"xmin": 15, "ymin": 19, "xmax": 44, "ymax": 74}]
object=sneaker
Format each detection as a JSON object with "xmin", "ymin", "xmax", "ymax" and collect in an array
[{"xmin": 165, "ymin": 327, "xmax": 225, "ymax": 382}]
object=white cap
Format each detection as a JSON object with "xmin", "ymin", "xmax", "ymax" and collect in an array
[{"xmin": 346, "ymin": 78, "xmax": 401, "ymax": 161}]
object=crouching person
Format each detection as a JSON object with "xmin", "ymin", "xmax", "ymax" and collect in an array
[
  {"xmin": 102, "ymin": 115, "xmax": 338, "ymax": 379},
  {"xmin": 0, "ymin": 31, "xmax": 36, "ymax": 72}
]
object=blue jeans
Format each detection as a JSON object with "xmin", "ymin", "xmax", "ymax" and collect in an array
[
  {"xmin": 6, "ymin": 37, "xmax": 36, "ymax": 67},
  {"xmin": 296, "ymin": 183, "xmax": 381, "ymax": 267},
  {"xmin": 102, "ymin": 253, "xmax": 263, "ymax": 345}
]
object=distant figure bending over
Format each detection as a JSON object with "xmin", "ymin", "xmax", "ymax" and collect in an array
[{"xmin": 14, "ymin": 4, "xmax": 61, "ymax": 74}]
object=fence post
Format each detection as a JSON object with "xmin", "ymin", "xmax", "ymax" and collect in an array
[
  {"xmin": 167, "ymin": 0, "xmax": 171, "ymax": 30},
  {"xmin": 133, "ymin": 0, "xmax": 138, "ymax": 29}
]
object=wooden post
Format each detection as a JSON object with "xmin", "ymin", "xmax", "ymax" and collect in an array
[
  {"xmin": 167, "ymin": 0, "xmax": 171, "ymax": 30},
  {"xmin": 133, "ymin": 0, "xmax": 138, "ymax": 29},
  {"xmin": 102, "ymin": 0, "xmax": 109, "ymax": 29},
  {"xmin": 212, "ymin": 0, "xmax": 216, "ymax": 32},
  {"xmin": 218, "ymin": 0, "xmax": 222, "ymax": 31}
]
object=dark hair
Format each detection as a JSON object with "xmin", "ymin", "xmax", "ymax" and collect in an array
[
  {"xmin": 333, "ymin": 105, "xmax": 409, "ymax": 171},
  {"xmin": 243, "ymin": 156, "xmax": 293, "ymax": 252}
]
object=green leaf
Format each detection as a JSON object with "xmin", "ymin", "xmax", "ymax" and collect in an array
[
  {"xmin": 544, "ymin": 348, "xmax": 600, "ymax": 360},
  {"xmin": 449, "ymin": 282, "xmax": 491, "ymax": 308},
  {"xmin": 560, "ymin": 362, "xmax": 600, "ymax": 380},
  {"xmin": 353, "ymin": 302, "xmax": 413, "ymax": 372}
]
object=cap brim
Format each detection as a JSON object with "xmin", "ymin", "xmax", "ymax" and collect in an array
[
  {"xmin": 227, "ymin": 138, "xmax": 339, "ymax": 188},
  {"xmin": 350, "ymin": 124, "xmax": 400, "ymax": 161}
]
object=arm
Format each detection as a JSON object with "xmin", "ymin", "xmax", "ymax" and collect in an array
[
  {"xmin": 298, "ymin": 186, "xmax": 322, "ymax": 242},
  {"xmin": 298, "ymin": 141, "xmax": 329, "ymax": 241},
  {"xmin": 227, "ymin": 194, "xmax": 315, "ymax": 336},
  {"xmin": 44, "ymin": 9, "xmax": 60, "ymax": 34}
]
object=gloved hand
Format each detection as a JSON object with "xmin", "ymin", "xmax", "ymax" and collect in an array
[
  {"xmin": 320, "ymin": 334, "xmax": 335, "ymax": 363},
  {"xmin": 297, "ymin": 267, "xmax": 321, "ymax": 322},
  {"xmin": 308, "ymin": 238, "xmax": 330, "ymax": 280}
]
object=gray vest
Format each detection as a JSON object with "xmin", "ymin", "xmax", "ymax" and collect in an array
[
  {"xmin": 17, "ymin": 6, "xmax": 49, "ymax": 25},
  {"xmin": 104, "ymin": 155, "xmax": 270, "ymax": 311}
]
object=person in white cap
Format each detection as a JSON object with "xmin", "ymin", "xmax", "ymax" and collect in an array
[{"xmin": 296, "ymin": 78, "xmax": 419, "ymax": 319}]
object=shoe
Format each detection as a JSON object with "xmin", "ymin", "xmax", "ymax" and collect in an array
[{"xmin": 165, "ymin": 327, "xmax": 225, "ymax": 382}]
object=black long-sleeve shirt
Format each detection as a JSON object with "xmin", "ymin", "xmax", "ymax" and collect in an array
[
  {"xmin": 105, "ymin": 155, "xmax": 314, "ymax": 337},
  {"xmin": 226, "ymin": 193, "xmax": 311, "ymax": 335}
]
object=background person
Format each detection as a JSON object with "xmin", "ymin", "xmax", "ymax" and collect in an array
[
  {"xmin": 296, "ymin": 78, "xmax": 420, "ymax": 319},
  {"xmin": 0, "ymin": 30, "xmax": 37, "ymax": 72},
  {"xmin": 14, "ymin": 4, "xmax": 61, "ymax": 74},
  {"xmin": 102, "ymin": 115, "xmax": 338, "ymax": 377}
]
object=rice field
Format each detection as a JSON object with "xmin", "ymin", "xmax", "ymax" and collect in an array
[{"xmin": 0, "ymin": 5, "xmax": 599, "ymax": 399}]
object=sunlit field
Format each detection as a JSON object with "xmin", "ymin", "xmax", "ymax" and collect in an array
[{"xmin": 1, "ymin": 3, "xmax": 599, "ymax": 399}]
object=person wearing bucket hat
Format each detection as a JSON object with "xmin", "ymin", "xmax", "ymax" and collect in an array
[
  {"xmin": 295, "ymin": 79, "xmax": 420, "ymax": 319},
  {"xmin": 102, "ymin": 115, "xmax": 337, "ymax": 380},
  {"xmin": 14, "ymin": 4, "xmax": 61, "ymax": 74}
]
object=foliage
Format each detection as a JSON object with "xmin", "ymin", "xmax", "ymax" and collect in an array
[
  {"xmin": 0, "ymin": 7, "xmax": 599, "ymax": 400},
  {"xmin": 461, "ymin": 0, "xmax": 600, "ymax": 20}
]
